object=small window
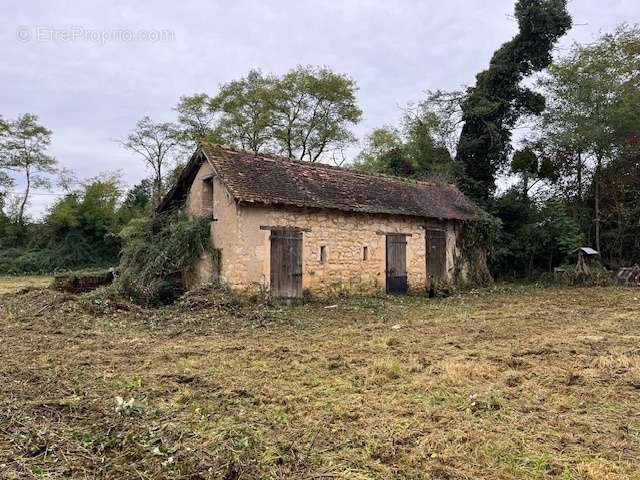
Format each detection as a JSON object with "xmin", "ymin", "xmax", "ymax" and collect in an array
[
  {"xmin": 363, "ymin": 246, "xmax": 368, "ymax": 261},
  {"xmin": 202, "ymin": 178, "xmax": 213, "ymax": 217},
  {"xmin": 320, "ymin": 245, "xmax": 327, "ymax": 263}
]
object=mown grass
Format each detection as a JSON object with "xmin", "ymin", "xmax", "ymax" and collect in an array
[
  {"xmin": 0, "ymin": 275, "xmax": 52, "ymax": 295},
  {"xmin": 1, "ymin": 281, "xmax": 639, "ymax": 479}
]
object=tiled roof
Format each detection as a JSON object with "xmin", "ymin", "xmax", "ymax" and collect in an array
[{"xmin": 158, "ymin": 145, "xmax": 478, "ymax": 221}]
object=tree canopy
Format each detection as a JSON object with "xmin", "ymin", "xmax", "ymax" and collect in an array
[
  {"xmin": 532, "ymin": 23, "xmax": 640, "ymax": 258},
  {"xmin": 0, "ymin": 113, "xmax": 57, "ymax": 225},
  {"xmin": 456, "ymin": 0, "xmax": 572, "ymax": 202},
  {"xmin": 117, "ymin": 116, "xmax": 184, "ymax": 206},
  {"xmin": 354, "ymin": 99, "xmax": 460, "ymax": 180},
  {"xmin": 176, "ymin": 65, "xmax": 362, "ymax": 162}
]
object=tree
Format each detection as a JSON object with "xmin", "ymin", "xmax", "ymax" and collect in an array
[
  {"xmin": 57, "ymin": 167, "xmax": 79, "ymax": 193},
  {"xmin": 456, "ymin": 0, "xmax": 572, "ymax": 202},
  {"xmin": 0, "ymin": 116, "xmax": 14, "ymax": 208},
  {"xmin": 0, "ymin": 113, "xmax": 57, "ymax": 225},
  {"xmin": 493, "ymin": 189, "xmax": 584, "ymax": 278},
  {"xmin": 184, "ymin": 66, "xmax": 362, "ymax": 161},
  {"xmin": 511, "ymin": 147, "xmax": 547, "ymax": 196},
  {"xmin": 47, "ymin": 174, "xmax": 125, "ymax": 266},
  {"xmin": 491, "ymin": 25, "xmax": 640, "ymax": 277},
  {"xmin": 354, "ymin": 101, "xmax": 460, "ymax": 180},
  {"xmin": 353, "ymin": 127, "xmax": 403, "ymax": 173},
  {"xmin": 402, "ymin": 105, "xmax": 459, "ymax": 179},
  {"xmin": 271, "ymin": 66, "xmax": 362, "ymax": 161},
  {"xmin": 117, "ymin": 116, "xmax": 184, "ymax": 206},
  {"xmin": 174, "ymin": 93, "xmax": 221, "ymax": 147},
  {"xmin": 539, "ymin": 198, "xmax": 585, "ymax": 261},
  {"xmin": 536, "ymin": 25, "xmax": 640, "ymax": 253},
  {"xmin": 211, "ymin": 70, "xmax": 277, "ymax": 153},
  {"xmin": 121, "ymin": 178, "xmax": 153, "ymax": 216},
  {"xmin": 595, "ymin": 150, "xmax": 640, "ymax": 265}
]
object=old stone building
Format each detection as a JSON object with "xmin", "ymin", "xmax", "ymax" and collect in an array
[{"xmin": 158, "ymin": 145, "xmax": 479, "ymax": 298}]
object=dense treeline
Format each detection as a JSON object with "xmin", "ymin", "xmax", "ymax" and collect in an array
[
  {"xmin": 1, "ymin": 0, "xmax": 638, "ymax": 281},
  {"xmin": 0, "ymin": 174, "xmax": 151, "ymax": 273},
  {"xmin": 356, "ymin": 19, "xmax": 640, "ymax": 279}
]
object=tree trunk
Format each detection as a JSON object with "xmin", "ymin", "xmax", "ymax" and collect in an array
[
  {"xmin": 18, "ymin": 167, "xmax": 31, "ymax": 225},
  {"xmin": 576, "ymin": 153, "xmax": 583, "ymax": 201},
  {"xmin": 152, "ymin": 172, "xmax": 163, "ymax": 208},
  {"xmin": 594, "ymin": 156, "xmax": 602, "ymax": 253}
]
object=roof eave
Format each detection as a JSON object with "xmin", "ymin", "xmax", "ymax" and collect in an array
[
  {"xmin": 235, "ymin": 198, "xmax": 473, "ymax": 222},
  {"xmin": 156, "ymin": 147, "xmax": 205, "ymax": 213}
]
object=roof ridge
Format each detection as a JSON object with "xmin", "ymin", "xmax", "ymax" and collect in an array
[{"xmin": 201, "ymin": 143, "xmax": 458, "ymax": 191}]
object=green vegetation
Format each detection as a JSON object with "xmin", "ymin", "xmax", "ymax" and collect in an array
[
  {"xmin": 534, "ymin": 24, "xmax": 640, "ymax": 257},
  {"xmin": 1, "ymin": 5, "xmax": 638, "ymax": 282},
  {"xmin": 353, "ymin": 100, "xmax": 461, "ymax": 181},
  {"xmin": 493, "ymin": 24, "xmax": 640, "ymax": 276},
  {"xmin": 456, "ymin": 0, "xmax": 572, "ymax": 202},
  {"xmin": 116, "ymin": 211, "xmax": 215, "ymax": 305},
  {"xmin": 175, "ymin": 65, "xmax": 362, "ymax": 161},
  {"xmin": 455, "ymin": 211, "xmax": 501, "ymax": 286},
  {"xmin": 0, "ymin": 175, "xmax": 150, "ymax": 274},
  {"xmin": 356, "ymin": 20, "xmax": 640, "ymax": 279}
]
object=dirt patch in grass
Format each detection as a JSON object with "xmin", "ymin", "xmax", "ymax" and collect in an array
[{"xmin": 1, "ymin": 284, "xmax": 640, "ymax": 479}]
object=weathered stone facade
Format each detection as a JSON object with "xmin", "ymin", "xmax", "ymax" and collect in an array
[{"xmin": 184, "ymin": 161, "xmax": 462, "ymax": 295}]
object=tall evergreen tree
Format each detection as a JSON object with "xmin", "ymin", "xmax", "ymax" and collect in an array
[{"xmin": 456, "ymin": 0, "xmax": 572, "ymax": 202}]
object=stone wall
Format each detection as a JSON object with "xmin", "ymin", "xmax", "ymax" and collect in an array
[
  {"xmin": 183, "ymin": 161, "xmax": 233, "ymax": 288},
  {"xmin": 185, "ymin": 161, "xmax": 463, "ymax": 294}
]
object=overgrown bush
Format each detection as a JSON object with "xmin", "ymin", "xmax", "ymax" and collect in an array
[
  {"xmin": 0, "ymin": 176, "xmax": 148, "ymax": 275},
  {"xmin": 115, "ymin": 211, "xmax": 214, "ymax": 306},
  {"xmin": 0, "ymin": 244, "xmax": 117, "ymax": 275},
  {"xmin": 0, "ymin": 246, "xmax": 110, "ymax": 274},
  {"xmin": 554, "ymin": 263, "xmax": 614, "ymax": 287},
  {"xmin": 455, "ymin": 210, "xmax": 501, "ymax": 287}
]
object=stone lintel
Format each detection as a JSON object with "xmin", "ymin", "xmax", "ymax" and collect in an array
[
  {"xmin": 260, "ymin": 225, "xmax": 312, "ymax": 233},
  {"xmin": 376, "ymin": 231, "xmax": 413, "ymax": 237}
]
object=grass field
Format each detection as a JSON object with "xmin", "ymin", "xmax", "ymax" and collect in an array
[
  {"xmin": 1, "ymin": 280, "xmax": 639, "ymax": 479},
  {"xmin": 0, "ymin": 276, "xmax": 52, "ymax": 295}
]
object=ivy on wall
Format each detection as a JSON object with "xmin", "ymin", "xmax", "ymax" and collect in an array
[{"xmin": 455, "ymin": 211, "xmax": 502, "ymax": 287}]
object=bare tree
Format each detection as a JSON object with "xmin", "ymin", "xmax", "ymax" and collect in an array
[
  {"xmin": 117, "ymin": 116, "xmax": 184, "ymax": 206},
  {"xmin": 57, "ymin": 167, "xmax": 79, "ymax": 193}
]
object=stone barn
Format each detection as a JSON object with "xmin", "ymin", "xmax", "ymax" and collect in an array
[{"xmin": 158, "ymin": 145, "xmax": 480, "ymax": 299}]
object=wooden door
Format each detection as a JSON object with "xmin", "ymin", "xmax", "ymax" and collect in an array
[
  {"xmin": 270, "ymin": 230, "xmax": 303, "ymax": 299},
  {"xmin": 426, "ymin": 229, "xmax": 447, "ymax": 286},
  {"xmin": 386, "ymin": 234, "xmax": 408, "ymax": 294}
]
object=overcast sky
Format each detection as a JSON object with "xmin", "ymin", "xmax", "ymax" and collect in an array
[{"xmin": 1, "ymin": 0, "xmax": 638, "ymax": 217}]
